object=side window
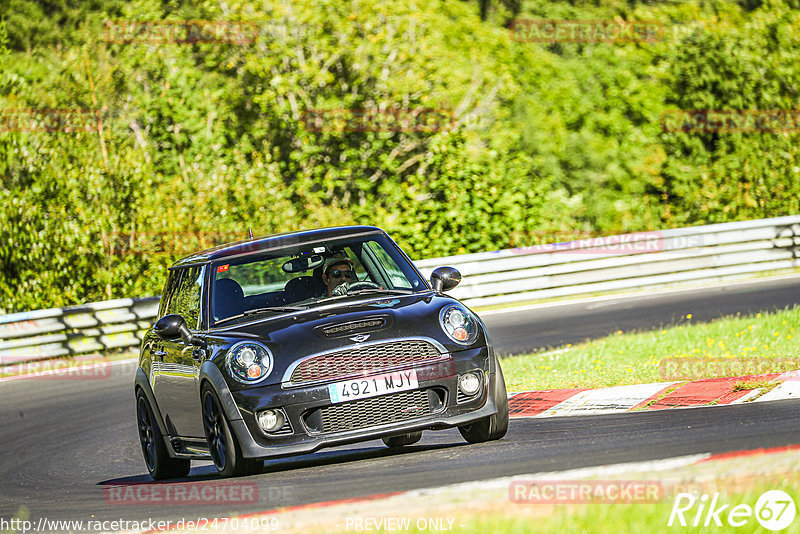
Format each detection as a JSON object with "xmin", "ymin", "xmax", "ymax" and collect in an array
[
  {"xmin": 365, "ymin": 241, "xmax": 412, "ymax": 289},
  {"xmin": 158, "ymin": 271, "xmax": 180, "ymax": 318},
  {"xmin": 166, "ymin": 266, "xmax": 204, "ymax": 329},
  {"xmin": 218, "ymin": 257, "xmax": 292, "ymax": 296}
]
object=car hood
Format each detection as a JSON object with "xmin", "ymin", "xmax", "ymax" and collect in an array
[{"xmin": 210, "ymin": 293, "xmax": 485, "ymax": 386}]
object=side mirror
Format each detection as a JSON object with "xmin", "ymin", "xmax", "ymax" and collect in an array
[
  {"xmin": 430, "ymin": 266, "xmax": 461, "ymax": 292},
  {"xmin": 154, "ymin": 314, "xmax": 205, "ymax": 347}
]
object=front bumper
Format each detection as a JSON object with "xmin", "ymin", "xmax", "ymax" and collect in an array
[{"xmin": 224, "ymin": 346, "xmax": 495, "ymax": 459}]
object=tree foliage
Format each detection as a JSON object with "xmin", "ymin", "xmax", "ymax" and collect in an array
[{"xmin": 0, "ymin": 0, "xmax": 799, "ymax": 312}]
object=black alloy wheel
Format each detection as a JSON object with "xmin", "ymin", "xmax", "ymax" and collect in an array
[
  {"xmin": 201, "ymin": 386, "xmax": 262, "ymax": 477},
  {"xmin": 136, "ymin": 389, "xmax": 190, "ymax": 480},
  {"xmin": 458, "ymin": 363, "xmax": 510, "ymax": 443}
]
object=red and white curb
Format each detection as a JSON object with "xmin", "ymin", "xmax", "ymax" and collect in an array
[{"xmin": 508, "ymin": 370, "xmax": 800, "ymax": 418}]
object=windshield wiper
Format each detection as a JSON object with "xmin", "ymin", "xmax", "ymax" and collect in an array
[
  {"xmin": 347, "ymin": 288, "xmax": 414, "ymax": 295},
  {"xmin": 214, "ymin": 314, "xmax": 246, "ymax": 325},
  {"xmin": 214, "ymin": 306, "xmax": 307, "ymax": 325},
  {"xmin": 243, "ymin": 305, "xmax": 307, "ymax": 316},
  {"xmin": 316, "ymin": 288, "xmax": 413, "ymax": 303}
]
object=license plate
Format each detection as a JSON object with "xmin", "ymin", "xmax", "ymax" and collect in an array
[{"xmin": 328, "ymin": 369, "xmax": 419, "ymax": 404}]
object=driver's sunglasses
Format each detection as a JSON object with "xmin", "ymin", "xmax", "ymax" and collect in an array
[{"xmin": 330, "ymin": 269, "xmax": 356, "ymax": 280}]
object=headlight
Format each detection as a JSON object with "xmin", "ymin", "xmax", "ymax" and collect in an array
[
  {"xmin": 439, "ymin": 304, "xmax": 479, "ymax": 345},
  {"xmin": 225, "ymin": 342, "xmax": 273, "ymax": 384}
]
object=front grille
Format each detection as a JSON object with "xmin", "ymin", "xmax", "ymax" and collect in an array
[
  {"xmin": 289, "ymin": 340, "xmax": 442, "ymax": 384},
  {"xmin": 305, "ymin": 389, "xmax": 434, "ymax": 434}
]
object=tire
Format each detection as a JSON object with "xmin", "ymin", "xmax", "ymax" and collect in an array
[
  {"xmin": 201, "ymin": 385, "xmax": 262, "ymax": 478},
  {"xmin": 382, "ymin": 431, "xmax": 423, "ymax": 448},
  {"xmin": 136, "ymin": 389, "xmax": 190, "ymax": 480},
  {"xmin": 458, "ymin": 363, "xmax": 509, "ymax": 444}
]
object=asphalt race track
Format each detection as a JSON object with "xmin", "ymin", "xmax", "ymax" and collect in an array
[{"xmin": 1, "ymin": 276, "xmax": 800, "ymax": 528}]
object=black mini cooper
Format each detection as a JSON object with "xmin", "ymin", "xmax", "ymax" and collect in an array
[{"xmin": 135, "ymin": 226, "xmax": 509, "ymax": 479}]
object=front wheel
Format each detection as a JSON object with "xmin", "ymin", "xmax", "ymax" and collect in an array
[
  {"xmin": 382, "ymin": 431, "xmax": 423, "ymax": 448},
  {"xmin": 458, "ymin": 365, "xmax": 509, "ymax": 444},
  {"xmin": 201, "ymin": 386, "xmax": 262, "ymax": 478},
  {"xmin": 136, "ymin": 389, "xmax": 190, "ymax": 480}
]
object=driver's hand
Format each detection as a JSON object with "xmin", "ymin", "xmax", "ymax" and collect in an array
[{"xmin": 332, "ymin": 282, "xmax": 350, "ymax": 296}]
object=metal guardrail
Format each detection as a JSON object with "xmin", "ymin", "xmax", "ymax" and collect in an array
[
  {"xmin": 415, "ymin": 215, "xmax": 800, "ymax": 307},
  {"xmin": 0, "ymin": 298, "xmax": 159, "ymax": 365},
  {"xmin": 1, "ymin": 216, "xmax": 799, "ymax": 366}
]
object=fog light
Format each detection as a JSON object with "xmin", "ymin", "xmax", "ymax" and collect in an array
[
  {"xmin": 458, "ymin": 372, "xmax": 481, "ymax": 396},
  {"xmin": 256, "ymin": 409, "xmax": 284, "ymax": 433}
]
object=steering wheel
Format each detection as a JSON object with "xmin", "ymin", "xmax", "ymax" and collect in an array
[{"xmin": 348, "ymin": 281, "xmax": 381, "ymax": 291}]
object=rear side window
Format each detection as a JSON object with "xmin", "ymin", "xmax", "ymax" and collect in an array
[
  {"xmin": 217, "ymin": 256, "xmax": 302, "ymax": 295},
  {"xmin": 164, "ymin": 266, "xmax": 204, "ymax": 329}
]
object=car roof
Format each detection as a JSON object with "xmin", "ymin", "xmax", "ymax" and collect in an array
[{"xmin": 169, "ymin": 225, "xmax": 385, "ymax": 269}]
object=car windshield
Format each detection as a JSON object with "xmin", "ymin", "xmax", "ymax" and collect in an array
[{"xmin": 210, "ymin": 234, "xmax": 427, "ymax": 326}]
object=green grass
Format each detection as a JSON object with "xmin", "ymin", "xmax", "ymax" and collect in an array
[
  {"xmin": 447, "ymin": 483, "xmax": 800, "ymax": 534},
  {"xmin": 320, "ymin": 478, "xmax": 800, "ymax": 534},
  {"xmin": 501, "ymin": 306, "xmax": 800, "ymax": 391}
]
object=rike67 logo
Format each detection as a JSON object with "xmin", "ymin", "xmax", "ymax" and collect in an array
[{"xmin": 668, "ymin": 490, "xmax": 796, "ymax": 531}]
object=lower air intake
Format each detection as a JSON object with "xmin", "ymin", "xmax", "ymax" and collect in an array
[{"xmin": 305, "ymin": 389, "xmax": 441, "ymax": 434}]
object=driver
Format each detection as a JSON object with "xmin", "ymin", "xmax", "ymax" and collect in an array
[{"xmin": 321, "ymin": 255, "xmax": 356, "ymax": 296}]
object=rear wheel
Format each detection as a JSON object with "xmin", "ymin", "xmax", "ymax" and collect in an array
[
  {"xmin": 201, "ymin": 386, "xmax": 262, "ymax": 478},
  {"xmin": 136, "ymin": 389, "xmax": 190, "ymax": 480},
  {"xmin": 382, "ymin": 431, "xmax": 423, "ymax": 448},
  {"xmin": 458, "ymin": 364, "xmax": 509, "ymax": 444}
]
